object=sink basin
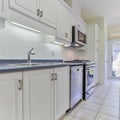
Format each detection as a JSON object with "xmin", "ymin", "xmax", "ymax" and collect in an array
[
  {"xmin": 9, "ymin": 62, "xmax": 63, "ymax": 67},
  {"xmin": 13, "ymin": 62, "xmax": 42, "ymax": 67}
]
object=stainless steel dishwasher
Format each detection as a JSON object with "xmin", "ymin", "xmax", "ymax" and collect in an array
[{"xmin": 70, "ymin": 65, "xmax": 83, "ymax": 109}]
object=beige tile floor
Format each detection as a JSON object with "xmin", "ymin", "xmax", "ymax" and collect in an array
[{"xmin": 61, "ymin": 80, "xmax": 120, "ymax": 120}]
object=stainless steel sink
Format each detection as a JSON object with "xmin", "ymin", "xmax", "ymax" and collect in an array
[
  {"xmin": 9, "ymin": 62, "xmax": 63, "ymax": 67},
  {"xmin": 12, "ymin": 62, "xmax": 42, "ymax": 67}
]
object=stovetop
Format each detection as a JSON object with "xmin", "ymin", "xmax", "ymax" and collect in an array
[{"xmin": 65, "ymin": 60, "xmax": 95, "ymax": 65}]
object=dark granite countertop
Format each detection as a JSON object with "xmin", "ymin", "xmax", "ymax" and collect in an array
[{"xmin": 0, "ymin": 59, "xmax": 83, "ymax": 73}]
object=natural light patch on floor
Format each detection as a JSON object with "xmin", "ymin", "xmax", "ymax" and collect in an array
[{"xmin": 112, "ymin": 43, "xmax": 120, "ymax": 77}]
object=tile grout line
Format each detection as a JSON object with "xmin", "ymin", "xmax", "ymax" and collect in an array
[
  {"xmin": 64, "ymin": 81, "xmax": 119, "ymax": 120},
  {"xmin": 94, "ymin": 83, "xmax": 112, "ymax": 120}
]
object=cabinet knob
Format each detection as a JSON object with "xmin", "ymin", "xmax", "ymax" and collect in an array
[
  {"xmin": 54, "ymin": 73, "xmax": 57, "ymax": 80},
  {"xmin": 51, "ymin": 74, "xmax": 54, "ymax": 81},
  {"xmin": 40, "ymin": 10, "xmax": 43, "ymax": 17}
]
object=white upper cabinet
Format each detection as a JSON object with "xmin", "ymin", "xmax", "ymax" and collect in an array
[
  {"xmin": 0, "ymin": 0, "xmax": 3, "ymax": 14},
  {"xmin": 9, "ymin": 0, "xmax": 39, "ymax": 19},
  {"xmin": 40, "ymin": 0, "xmax": 57, "ymax": 28},
  {"xmin": 57, "ymin": 1, "xmax": 73, "ymax": 42},
  {"xmin": 9, "ymin": 0, "xmax": 56, "ymax": 28},
  {"xmin": 87, "ymin": 24, "xmax": 99, "ymax": 61},
  {"xmin": 79, "ymin": 21, "xmax": 87, "ymax": 34},
  {"xmin": 56, "ymin": 1, "xmax": 87, "ymax": 44},
  {"xmin": 0, "ymin": 0, "xmax": 7, "ymax": 18}
]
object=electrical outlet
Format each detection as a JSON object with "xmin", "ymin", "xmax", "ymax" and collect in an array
[{"xmin": 51, "ymin": 50, "xmax": 54, "ymax": 56}]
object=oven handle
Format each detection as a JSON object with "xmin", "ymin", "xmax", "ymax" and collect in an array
[
  {"xmin": 86, "ymin": 65, "xmax": 95, "ymax": 68},
  {"xmin": 86, "ymin": 86, "xmax": 95, "ymax": 95},
  {"xmin": 86, "ymin": 69, "xmax": 94, "ymax": 72}
]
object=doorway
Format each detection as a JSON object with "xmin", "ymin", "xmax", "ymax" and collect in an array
[{"xmin": 112, "ymin": 42, "xmax": 120, "ymax": 78}]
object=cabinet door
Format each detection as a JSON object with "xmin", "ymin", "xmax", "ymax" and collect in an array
[
  {"xmin": 0, "ymin": 72, "xmax": 22, "ymax": 120},
  {"xmin": 9, "ymin": 0, "xmax": 39, "ymax": 19},
  {"xmin": 40, "ymin": 0, "xmax": 57, "ymax": 28},
  {"xmin": 0, "ymin": 0, "xmax": 7, "ymax": 18},
  {"xmin": 87, "ymin": 24, "xmax": 99, "ymax": 85},
  {"xmin": 54, "ymin": 67, "xmax": 70, "ymax": 120},
  {"xmin": 23, "ymin": 69, "xmax": 54, "ymax": 120},
  {"xmin": 57, "ymin": 1, "xmax": 72, "ymax": 42},
  {"xmin": 0, "ymin": 0, "xmax": 3, "ymax": 15}
]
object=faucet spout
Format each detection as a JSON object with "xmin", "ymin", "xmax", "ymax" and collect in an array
[{"xmin": 27, "ymin": 48, "xmax": 35, "ymax": 63}]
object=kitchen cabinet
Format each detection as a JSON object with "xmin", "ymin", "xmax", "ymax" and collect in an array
[
  {"xmin": 56, "ymin": 0, "xmax": 87, "ymax": 45},
  {"xmin": 87, "ymin": 24, "xmax": 100, "ymax": 85},
  {"xmin": 23, "ymin": 66, "xmax": 69, "ymax": 120},
  {"xmin": 54, "ymin": 67, "xmax": 69, "ymax": 120},
  {"xmin": 0, "ymin": 72, "xmax": 22, "ymax": 120},
  {"xmin": 9, "ymin": 0, "xmax": 56, "ymax": 28},
  {"xmin": 0, "ymin": 0, "xmax": 7, "ymax": 18},
  {"xmin": 0, "ymin": 0, "xmax": 3, "ymax": 16},
  {"xmin": 23, "ymin": 69, "xmax": 53, "ymax": 120},
  {"xmin": 57, "ymin": 1, "xmax": 73, "ymax": 43},
  {"xmin": 79, "ymin": 21, "xmax": 87, "ymax": 35}
]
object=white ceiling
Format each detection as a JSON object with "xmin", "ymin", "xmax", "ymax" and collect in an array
[{"xmin": 79, "ymin": 0, "xmax": 120, "ymax": 27}]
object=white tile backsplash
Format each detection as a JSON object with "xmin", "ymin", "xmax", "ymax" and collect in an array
[{"xmin": 0, "ymin": 22, "xmax": 87, "ymax": 60}]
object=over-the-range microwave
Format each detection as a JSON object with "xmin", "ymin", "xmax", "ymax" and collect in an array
[{"xmin": 72, "ymin": 25, "xmax": 86, "ymax": 46}]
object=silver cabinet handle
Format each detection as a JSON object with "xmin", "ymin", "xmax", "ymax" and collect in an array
[
  {"xmin": 37, "ymin": 9, "xmax": 40, "ymax": 16},
  {"xmin": 54, "ymin": 73, "xmax": 57, "ymax": 80},
  {"xmin": 51, "ymin": 74, "xmax": 54, "ymax": 81},
  {"xmin": 18, "ymin": 80, "xmax": 23, "ymax": 90}
]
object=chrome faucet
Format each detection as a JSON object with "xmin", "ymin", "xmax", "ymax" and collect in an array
[{"xmin": 27, "ymin": 48, "xmax": 35, "ymax": 63}]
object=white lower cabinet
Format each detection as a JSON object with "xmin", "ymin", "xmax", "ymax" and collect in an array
[
  {"xmin": 54, "ymin": 67, "xmax": 69, "ymax": 120},
  {"xmin": 23, "ymin": 66, "xmax": 70, "ymax": 120},
  {"xmin": 0, "ymin": 67, "xmax": 69, "ymax": 120},
  {"xmin": 0, "ymin": 72, "xmax": 22, "ymax": 120},
  {"xmin": 23, "ymin": 69, "xmax": 53, "ymax": 120}
]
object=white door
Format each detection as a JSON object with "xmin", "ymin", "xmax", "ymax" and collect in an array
[
  {"xmin": 23, "ymin": 69, "xmax": 54, "ymax": 120},
  {"xmin": 0, "ymin": 72, "xmax": 22, "ymax": 120},
  {"xmin": 9, "ymin": 0, "xmax": 39, "ymax": 19},
  {"xmin": 40, "ymin": 0, "xmax": 57, "ymax": 28},
  {"xmin": 54, "ymin": 67, "xmax": 69, "ymax": 120}
]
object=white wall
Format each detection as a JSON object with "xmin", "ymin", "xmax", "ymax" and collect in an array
[
  {"xmin": 86, "ymin": 18, "xmax": 107, "ymax": 84},
  {"xmin": 0, "ymin": 21, "xmax": 85, "ymax": 61},
  {"xmin": 108, "ymin": 26, "xmax": 120, "ymax": 39}
]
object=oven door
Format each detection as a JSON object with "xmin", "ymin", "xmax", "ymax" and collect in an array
[{"xmin": 86, "ymin": 65, "xmax": 95, "ymax": 91}]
